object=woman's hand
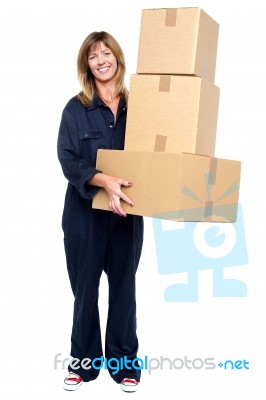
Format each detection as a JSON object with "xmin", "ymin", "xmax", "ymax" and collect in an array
[
  {"xmin": 104, "ymin": 176, "xmax": 133, "ymax": 217},
  {"xmin": 87, "ymin": 173, "xmax": 133, "ymax": 217}
]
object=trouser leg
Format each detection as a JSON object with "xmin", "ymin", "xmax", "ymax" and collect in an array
[
  {"xmin": 63, "ymin": 211, "xmax": 109, "ymax": 382},
  {"xmin": 104, "ymin": 214, "xmax": 144, "ymax": 383}
]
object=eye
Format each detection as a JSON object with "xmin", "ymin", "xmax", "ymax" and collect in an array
[
  {"xmin": 104, "ymin": 52, "xmax": 111, "ymax": 56},
  {"xmin": 88, "ymin": 55, "xmax": 96, "ymax": 61}
]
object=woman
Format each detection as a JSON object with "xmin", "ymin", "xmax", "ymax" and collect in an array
[{"xmin": 57, "ymin": 31, "xmax": 144, "ymax": 392}]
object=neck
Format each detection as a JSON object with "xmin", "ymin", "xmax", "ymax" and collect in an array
[
  {"xmin": 98, "ymin": 91, "xmax": 117, "ymax": 104},
  {"xmin": 95, "ymin": 79, "xmax": 116, "ymax": 98}
]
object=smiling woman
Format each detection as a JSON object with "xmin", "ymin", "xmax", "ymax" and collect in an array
[
  {"xmin": 88, "ymin": 42, "xmax": 119, "ymax": 114},
  {"xmin": 77, "ymin": 31, "xmax": 128, "ymax": 108},
  {"xmin": 57, "ymin": 31, "xmax": 144, "ymax": 393}
]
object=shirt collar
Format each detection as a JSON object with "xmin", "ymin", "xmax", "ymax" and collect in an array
[{"xmin": 86, "ymin": 95, "xmax": 127, "ymax": 111}]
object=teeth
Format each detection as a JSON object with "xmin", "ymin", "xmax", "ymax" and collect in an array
[{"xmin": 99, "ymin": 67, "xmax": 109, "ymax": 72}]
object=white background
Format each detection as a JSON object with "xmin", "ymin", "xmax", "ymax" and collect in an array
[{"xmin": 0, "ymin": 0, "xmax": 265, "ymax": 399}]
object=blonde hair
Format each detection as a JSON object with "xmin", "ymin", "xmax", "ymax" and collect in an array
[{"xmin": 77, "ymin": 31, "xmax": 128, "ymax": 106}]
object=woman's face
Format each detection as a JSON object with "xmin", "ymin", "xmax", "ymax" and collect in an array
[{"xmin": 88, "ymin": 41, "xmax": 118, "ymax": 83}]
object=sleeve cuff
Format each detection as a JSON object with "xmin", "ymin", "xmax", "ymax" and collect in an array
[{"xmin": 78, "ymin": 169, "xmax": 102, "ymax": 200}]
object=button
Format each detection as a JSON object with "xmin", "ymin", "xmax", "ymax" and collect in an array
[
  {"xmin": 109, "ymin": 124, "xmax": 113, "ymax": 128},
  {"xmin": 85, "ymin": 134, "xmax": 89, "ymax": 138}
]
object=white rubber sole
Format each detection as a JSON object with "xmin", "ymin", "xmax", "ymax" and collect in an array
[
  {"xmin": 120, "ymin": 382, "xmax": 138, "ymax": 392},
  {"xmin": 63, "ymin": 381, "xmax": 82, "ymax": 391}
]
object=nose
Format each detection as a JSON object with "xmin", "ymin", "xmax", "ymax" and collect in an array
[{"xmin": 97, "ymin": 54, "xmax": 105, "ymax": 65}]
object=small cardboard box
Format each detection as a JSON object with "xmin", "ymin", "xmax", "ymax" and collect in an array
[
  {"xmin": 137, "ymin": 7, "xmax": 219, "ymax": 82},
  {"xmin": 92, "ymin": 150, "xmax": 241, "ymax": 222},
  {"xmin": 124, "ymin": 75, "xmax": 220, "ymax": 157}
]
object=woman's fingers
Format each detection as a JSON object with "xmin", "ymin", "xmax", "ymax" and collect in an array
[
  {"xmin": 109, "ymin": 196, "xmax": 127, "ymax": 217},
  {"xmin": 119, "ymin": 191, "xmax": 134, "ymax": 207},
  {"xmin": 106, "ymin": 176, "xmax": 134, "ymax": 217},
  {"xmin": 118, "ymin": 179, "xmax": 133, "ymax": 187},
  {"xmin": 116, "ymin": 180, "xmax": 134, "ymax": 206}
]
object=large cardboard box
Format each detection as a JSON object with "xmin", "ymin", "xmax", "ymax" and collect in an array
[
  {"xmin": 124, "ymin": 75, "xmax": 220, "ymax": 157},
  {"xmin": 137, "ymin": 7, "xmax": 219, "ymax": 82},
  {"xmin": 92, "ymin": 150, "xmax": 241, "ymax": 222}
]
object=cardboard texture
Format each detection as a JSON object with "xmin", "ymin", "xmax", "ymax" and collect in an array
[
  {"xmin": 92, "ymin": 8, "xmax": 241, "ymax": 222},
  {"xmin": 92, "ymin": 150, "xmax": 241, "ymax": 222},
  {"xmin": 124, "ymin": 75, "xmax": 220, "ymax": 156},
  {"xmin": 137, "ymin": 7, "xmax": 219, "ymax": 82}
]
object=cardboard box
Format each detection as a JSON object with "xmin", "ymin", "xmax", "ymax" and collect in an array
[
  {"xmin": 92, "ymin": 150, "xmax": 241, "ymax": 222},
  {"xmin": 124, "ymin": 75, "xmax": 220, "ymax": 157},
  {"xmin": 137, "ymin": 7, "xmax": 219, "ymax": 82}
]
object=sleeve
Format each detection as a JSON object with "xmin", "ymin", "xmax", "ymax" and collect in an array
[{"xmin": 57, "ymin": 106, "xmax": 101, "ymax": 200}]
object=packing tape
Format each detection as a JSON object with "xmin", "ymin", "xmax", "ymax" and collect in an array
[
  {"xmin": 208, "ymin": 157, "xmax": 217, "ymax": 185},
  {"xmin": 203, "ymin": 157, "xmax": 217, "ymax": 218},
  {"xmin": 204, "ymin": 201, "xmax": 214, "ymax": 219},
  {"xmin": 154, "ymin": 134, "xmax": 167, "ymax": 152},
  {"xmin": 159, "ymin": 75, "xmax": 171, "ymax": 92},
  {"xmin": 165, "ymin": 8, "xmax": 177, "ymax": 26}
]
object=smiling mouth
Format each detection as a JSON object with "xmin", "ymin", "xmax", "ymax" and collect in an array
[{"xmin": 98, "ymin": 66, "xmax": 110, "ymax": 72}]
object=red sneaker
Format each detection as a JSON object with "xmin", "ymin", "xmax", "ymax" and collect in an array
[
  {"xmin": 120, "ymin": 378, "xmax": 139, "ymax": 392},
  {"xmin": 63, "ymin": 372, "xmax": 83, "ymax": 391}
]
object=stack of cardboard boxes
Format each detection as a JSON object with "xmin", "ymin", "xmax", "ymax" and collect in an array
[{"xmin": 93, "ymin": 8, "xmax": 241, "ymax": 222}]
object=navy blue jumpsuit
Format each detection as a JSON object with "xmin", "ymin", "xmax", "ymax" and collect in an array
[{"xmin": 57, "ymin": 95, "xmax": 144, "ymax": 383}]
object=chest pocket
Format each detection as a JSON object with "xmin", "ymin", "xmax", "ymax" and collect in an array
[
  {"xmin": 78, "ymin": 130, "xmax": 103, "ymax": 165},
  {"xmin": 79, "ymin": 130, "xmax": 102, "ymax": 140}
]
